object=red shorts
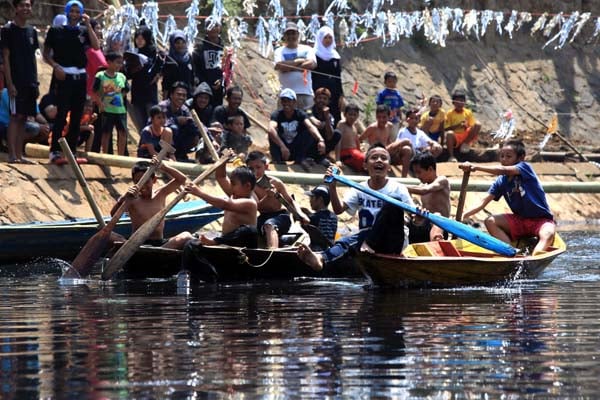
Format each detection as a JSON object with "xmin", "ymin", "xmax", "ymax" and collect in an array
[
  {"xmin": 504, "ymin": 214, "xmax": 555, "ymax": 241},
  {"xmin": 340, "ymin": 148, "xmax": 365, "ymax": 172},
  {"xmin": 454, "ymin": 126, "xmax": 476, "ymax": 148}
]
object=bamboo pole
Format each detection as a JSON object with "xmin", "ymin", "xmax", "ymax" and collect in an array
[{"xmin": 24, "ymin": 143, "xmax": 600, "ymax": 193}]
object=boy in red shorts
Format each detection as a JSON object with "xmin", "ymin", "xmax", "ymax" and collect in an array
[
  {"xmin": 460, "ymin": 139, "xmax": 555, "ymax": 255},
  {"xmin": 444, "ymin": 90, "xmax": 481, "ymax": 162}
]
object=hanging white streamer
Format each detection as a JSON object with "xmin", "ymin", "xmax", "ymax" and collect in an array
[
  {"xmin": 516, "ymin": 12, "xmax": 532, "ymax": 31},
  {"xmin": 570, "ymin": 12, "xmax": 591, "ymax": 43},
  {"xmin": 268, "ymin": 0, "xmax": 284, "ymax": 18},
  {"xmin": 375, "ymin": 11, "xmax": 387, "ymax": 46},
  {"xmin": 480, "ymin": 10, "xmax": 493, "ymax": 37},
  {"xmin": 463, "ymin": 9, "xmax": 479, "ymax": 39},
  {"xmin": 592, "ymin": 17, "xmax": 600, "ymax": 39},
  {"xmin": 494, "ymin": 11, "xmax": 504, "ymax": 35},
  {"xmin": 530, "ymin": 12, "xmax": 548, "ymax": 36},
  {"xmin": 543, "ymin": 12, "xmax": 563, "ymax": 37},
  {"xmin": 242, "ymin": 0, "xmax": 257, "ymax": 16},
  {"xmin": 255, "ymin": 16, "xmax": 269, "ymax": 57},
  {"xmin": 372, "ymin": 0, "xmax": 383, "ymax": 17},
  {"xmin": 504, "ymin": 10, "xmax": 517, "ymax": 39},
  {"xmin": 338, "ymin": 17, "xmax": 348, "ymax": 45},
  {"xmin": 305, "ymin": 14, "xmax": 321, "ymax": 43},
  {"xmin": 324, "ymin": 0, "xmax": 349, "ymax": 16},
  {"xmin": 140, "ymin": 2, "xmax": 160, "ymax": 44},
  {"xmin": 296, "ymin": 19, "xmax": 307, "ymax": 42},
  {"xmin": 161, "ymin": 14, "xmax": 177, "ymax": 46},
  {"xmin": 184, "ymin": 0, "xmax": 199, "ymax": 53},
  {"xmin": 543, "ymin": 12, "xmax": 576, "ymax": 49},
  {"xmin": 228, "ymin": 17, "xmax": 248, "ymax": 49},
  {"xmin": 387, "ymin": 11, "xmax": 400, "ymax": 45},
  {"xmin": 324, "ymin": 11, "xmax": 335, "ymax": 30},
  {"xmin": 452, "ymin": 8, "xmax": 463, "ymax": 33},
  {"xmin": 492, "ymin": 110, "xmax": 516, "ymax": 141},
  {"xmin": 296, "ymin": 0, "xmax": 309, "ymax": 15}
]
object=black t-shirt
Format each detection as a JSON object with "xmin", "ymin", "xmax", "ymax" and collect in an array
[
  {"xmin": 44, "ymin": 25, "xmax": 90, "ymax": 69},
  {"xmin": 211, "ymin": 105, "xmax": 251, "ymax": 129},
  {"xmin": 270, "ymin": 108, "xmax": 309, "ymax": 144},
  {"xmin": 0, "ymin": 22, "xmax": 39, "ymax": 88}
]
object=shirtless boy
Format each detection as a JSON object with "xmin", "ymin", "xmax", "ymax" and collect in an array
[
  {"xmin": 359, "ymin": 104, "xmax": 393, "ymax": 146},
  {"xmin": 406, "ymin": 152, "xmax": 449, "ymax": 243},
  {"xmin": 111, "ymin": 157, "xmax": 192, "ymax": 249},
  {"xmin": 246, "ymin": 150, "xmax": 309, "ymax": 248},
  {"xmin": 185, "ymin": 163, "xmax": 258, "ymax": 247},
  {"xmin": 335, "ymin": 103, "xmax": 365, "ymax": 172}
]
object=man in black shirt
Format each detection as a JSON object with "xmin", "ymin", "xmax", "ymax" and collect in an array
[
  {"xmin": 193, "ymin": 17, "xmax": 225, "ymax": 107},
  {"xmin": 43, "ymin": 0, "xmax": 99, "ymax": 164},
  {"xmin": 1, "ymin": 0, "xmax": 39, "ymax": 164}
]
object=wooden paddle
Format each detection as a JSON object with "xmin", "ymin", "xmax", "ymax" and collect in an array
[
  {"xmin": 58, "ymin": 137, "xmax": 105, "ymax": 228},
  {"xmin": 63, "ymin": 142, "xmax": 175, "ymax": 278},
  {"xmin": 101, "ymin": 152, "xmax": 232, "ymax": 280},
  {"xmin": 455, "ymin": 168, "xmax": 471, "ymax": 222},
  {"xmin": 326, "ymin": 171, "xmax": 517, "ymax": 257},
  {"xmin": 190, "ymin": 109, "xmax": 219, "ymax": 161}
]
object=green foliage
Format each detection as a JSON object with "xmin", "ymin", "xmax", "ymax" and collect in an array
[{"xmin": 363, "ymin": 98, "xmax": 375, "ymax": 125}]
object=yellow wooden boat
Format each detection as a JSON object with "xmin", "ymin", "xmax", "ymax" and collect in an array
[{"xmin": 357, "ymin": 234, "xmax": 567, "ymax": 288}]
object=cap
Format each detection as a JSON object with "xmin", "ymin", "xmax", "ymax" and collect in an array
[
  {"xmin": 193, "ymin": 82, "xmax": 213, "ymax": 98},
  {"xmin": 284, "ymin": 22, "xmax": 299, "ymax": 33},
  {"xmin": 279, "ymin": 88, "xmax": 297, "ymax": 100},
  {"xmin": 305, "ymin": 185, "xmax": 330, "ymax": 204}
]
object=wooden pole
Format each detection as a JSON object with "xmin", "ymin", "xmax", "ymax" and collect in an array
[
  {"xmin": 191, "ymin": 109, "xmax": 219, "ymax": 161},
  {"xmin": 454, "ymin": 169, "xmax": 471, "ymax": 222}
]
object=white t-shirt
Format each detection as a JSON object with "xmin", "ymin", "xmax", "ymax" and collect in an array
[
  {"xmin": 273, "ymin": 44, "xmax": 316, "ymax": 96},
  {"xmin": 396, "ymin": 127, "xmax": 432, "ymax": 150}
]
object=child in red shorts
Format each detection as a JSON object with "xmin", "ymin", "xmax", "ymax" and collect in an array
[{"xmin": 460, "ymin": 139, "xmax": 556, "ymax": 255}]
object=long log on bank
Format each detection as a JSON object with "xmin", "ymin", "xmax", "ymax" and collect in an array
[{"xmin": 25, "ymin": 143, "xmax": 600, "ymax": 193}]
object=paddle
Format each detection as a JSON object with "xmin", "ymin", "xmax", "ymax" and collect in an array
[
  {"xmin": 256, "ymin": 175, "xmax": 333, "ymax": 249},
  {"xmin": 455, "ymin": 168, "xmax": 471, "ymax": 222},
  {"xmin": 325, "ymin": 171, "xmax": 517, "ymax": 257},
  {"xmin": 63, "ymin": 142, "xmax": 175, "ymax": 278},
  {"xmin": 191, "ymin": 109, "xmax": 219, "ymax": 161},
  {"xmin": 101, "ymin": 152, "xmax": 232, "ymax": 280},
  {"xmin": 58, "ymin": 137, "xmax": 105, "ymax": 228}
]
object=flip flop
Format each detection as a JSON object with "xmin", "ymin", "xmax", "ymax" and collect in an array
[{"xmin": 19, "ymin": 158, "xmax": 38, "ymax": 165}]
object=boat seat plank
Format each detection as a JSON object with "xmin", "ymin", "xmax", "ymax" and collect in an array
[{"xmin": 438, "ymin": 240, "xmax": 462, "ymax": 257}]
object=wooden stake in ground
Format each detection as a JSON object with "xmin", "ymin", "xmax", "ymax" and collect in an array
[
  {"xmin": 101, "ymin": 152, "xmax": 232, "ymax": 280},
  {"xmin": 63, "ymin": 141, "xmax": 174, "ymax": 278}
]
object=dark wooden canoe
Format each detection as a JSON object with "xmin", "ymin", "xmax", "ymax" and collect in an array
[{"xmin": 356, "ymin": 234, "xmax": 567, "ymax": 288}]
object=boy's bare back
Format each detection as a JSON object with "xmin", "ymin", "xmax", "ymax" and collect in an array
[{"xmin": 416, "ymin": 175, "xmax": 451, "ymax": 217}]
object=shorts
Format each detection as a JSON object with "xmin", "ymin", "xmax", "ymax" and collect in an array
[
  {"xmin": 77, "ymin": 130, "xmax": 92, "ymax": 146},
  {"xmin": 427, "ymin": 131, "xmax": 442, "ymax": 142},
  {"xmin": 13, "ymin": 86, "xmax": 38, "ymax": 117},
  {"xmin": 144, "ymin": 238, "xmax": 168, "ymax": 247},
  {"xmin": 504, "ymin": 214, "xmax": 555, "ymax": 241},
  {"xmin": 408, "ymin": 217, "xmax": 447, "ymax": 243},
  {"xmin": 257, "ymin": 210, "xmax": 292, "ymax": 236},
  {"xmin": 214, "ymin": 225, "xmax": 259, "ymax": 248},
  {"xmin": 453, "ymin": 127, "xmax": 475, "ymax": 148},
  {"xmin": 101, "ymin": 112, "xmax": 127, "ymax": 134},
  {"xmin": 340, "ymin": 148, "xmax": 365, "ymax": 172}
]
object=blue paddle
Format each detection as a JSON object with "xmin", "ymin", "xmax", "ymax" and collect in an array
[{"xmin": 325, "ymin": 171, "xmax": 517, "ymax": 257}]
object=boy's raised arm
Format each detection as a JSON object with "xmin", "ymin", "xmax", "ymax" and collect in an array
[
  {"xmin": 156, "ymin": 158, "xmax": 188, "ymax": 195},
  {"xmin": 461, "ymin": 162, "xmax": 520, "ymax": 176},
  {"xmin": 408, "ymin": 176, "xmax": 448, "ymax": 195},
  {"xmin": 215, "ymin": 160, "xmax": 232, "ymax": 196}
]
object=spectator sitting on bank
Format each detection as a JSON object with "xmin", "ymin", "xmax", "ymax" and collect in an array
[
  {"xmin": 193, "ymin": 16, "xmax": 225, "ymax": 107},
  {"xmin": 137, "ymin": 105, "xmax": 175, "ymax": 160},
  {"xmin": 359, "ymin": 104, "xmax": 393, "ymax": 146},
  {"xmin": 375, "ymin": 71, "xmax": 405, "ymax": 143},
  {"xmin": 307, "ymin": 87, "xmax": 341, "ymax": 167},
  {"xmin": 418, "ymin": 94, "xmax": 446, "ymax": 146},
  {"xmin": 274, "ymin": 21, "xmax": 317, "ymax": 111},
  {"xmin": 335, "ymin": 103, "xmax": 365, "ymax": 172},
  {"xmin": 210, "ymin": 85, "xmax": 251, "ymax": 139},
  {"xmin": 219, "ymin": 114, "xmax": 252, "ymax": 159},
  {"xmin": 445, "ymin": 90, "xmax": 481, "ymax": 162},
  {"xmin": 186, "ymin": 82, "xmax": 214, "ymax": 127},
  {"xmin": 387, "ymin": 108, "xmax": 443, "ymax": 177},
  {"xmin": 268, "ymin": 88, "xmax": 325, "ymax": 171},
  {"xmin": 158, "ymin": 81, "xmax": 200, "ymax": 162}
]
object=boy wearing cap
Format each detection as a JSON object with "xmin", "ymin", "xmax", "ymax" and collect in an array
[
  {"xmin": 305, "ymin": 185, "xmax": 338, "ymax": 245},
  {"xmin": 43, "ymin": 0, "xmax": 100, "ymax": 164},
  {"xmin": 268, "ymin": 88, "xmax": 325, "ymax": 170},
  {"xmin": 193, "ymin": 17, "xmax": 225, "ymax": 107},
  {"xmin": 274, "ymin": 21, "xmax": 317, "ymax": 111}
]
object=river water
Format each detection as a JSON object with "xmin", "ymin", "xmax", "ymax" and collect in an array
[{"xmin": 0, "ymin": 230, "xmax": 599, "ymax": 398}]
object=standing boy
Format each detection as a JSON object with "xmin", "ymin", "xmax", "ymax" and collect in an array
[
  {"xmin": 336, "ymin": 103, "xmax": 365, "ymax": 172},
  {"xmin": 461, "ymin": 139, "xmax": 555, "ymax": 255},
  {"xmin": 406, "ymin": 152, "xmax": 449, "ymax": 243},
  {"xmin": 298, "ymin": 143, "xmax": 414, "ymax": 271},
  {"xmin": 43, "ymin": 0, "xmax": 99, "ymax": 164},
  {"xmin": 387, "ymin": 108, "xmax": 443, "ymax": 177},
  {"xmin": 93, "ymin": 51, "xmax": 129, "ymax": 155},
  {"xmin": 1, "ymin": 0, "xmax": 39, "ymax": 164},
  {"xmin": 445, "ymin": 90, "xmax": 481, "ymax": 162},
  {"xmin": 246, "ymin": 150, "xmax": 309, "ymax": 249},
  {"xmin": 110, "ymin": 157, "xmax": 193, "ymax": 249},
  {"xmin": 375, "ymin": 71, "xmax": 404, "ymax": 143}
]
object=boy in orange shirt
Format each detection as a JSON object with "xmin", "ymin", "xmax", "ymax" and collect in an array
[{"xmin": 444, "ymin": 90, "xmax": 481, "ymax": 162}]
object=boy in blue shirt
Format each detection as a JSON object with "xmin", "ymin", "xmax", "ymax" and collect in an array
[
  {"xmin": 460, "ymin": 139, "xmax": 555, "ymax": 255},
  {"xmin": 375, "ymin": 71, "xmax": 404, "ymax": 143}
]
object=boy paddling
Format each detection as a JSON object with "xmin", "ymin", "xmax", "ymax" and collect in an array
[{"xmin": 460, "ymin": 139, "xmax": 556, "ymax": 255}]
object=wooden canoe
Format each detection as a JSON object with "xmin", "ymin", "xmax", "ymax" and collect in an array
[
  {"xmin": 356, "ymin": 234, "xmax": 567, "ymax": 288},
  {"xmin": 0, "ymin": 200, "xmax": 223, "ymax": 263},
  {"xmin": 117, "ymin": 241, "xmax": 361, "ymax": 282}
]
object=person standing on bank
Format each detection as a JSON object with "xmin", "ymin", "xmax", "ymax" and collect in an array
[
  {"xmin": 273, "ymin": 22, "xmax": 317, "ymax": 111},
  {"xmin": 43, "ymin": 0, "xmax": 99, "ymax": 164},
  {"xmin": 312, "ymin": 25, "xmax": 345, "ymax": 125},
  {"xmin": 1, "ymin": 0, "xmax": 39, "ymax": 164},
  {"xmin": 193, "ymin": 17, "xmax": 225, "ymax": 107}
]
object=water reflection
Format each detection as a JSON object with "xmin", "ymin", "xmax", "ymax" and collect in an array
[{"xmin": 0, "ymin": 231, "xmax": 599, "ymax": 398}]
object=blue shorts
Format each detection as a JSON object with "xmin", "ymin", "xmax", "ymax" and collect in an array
[{"xmin": 257, "ymin": 210, "xmax": 291, "ymax": 236}]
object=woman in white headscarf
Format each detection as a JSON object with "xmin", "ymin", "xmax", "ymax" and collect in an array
[{"xmin": 312, "ymin": 26, "xmax": 345, "ymax": 124}]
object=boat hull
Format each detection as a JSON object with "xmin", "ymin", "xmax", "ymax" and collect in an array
[
  {"xmin": 0, "ymin": 200, "xmax": 223, "ymax": 263},
  {"xmin": 357, "ymin": 235, "xmax": 566, "ymax": 288}
]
